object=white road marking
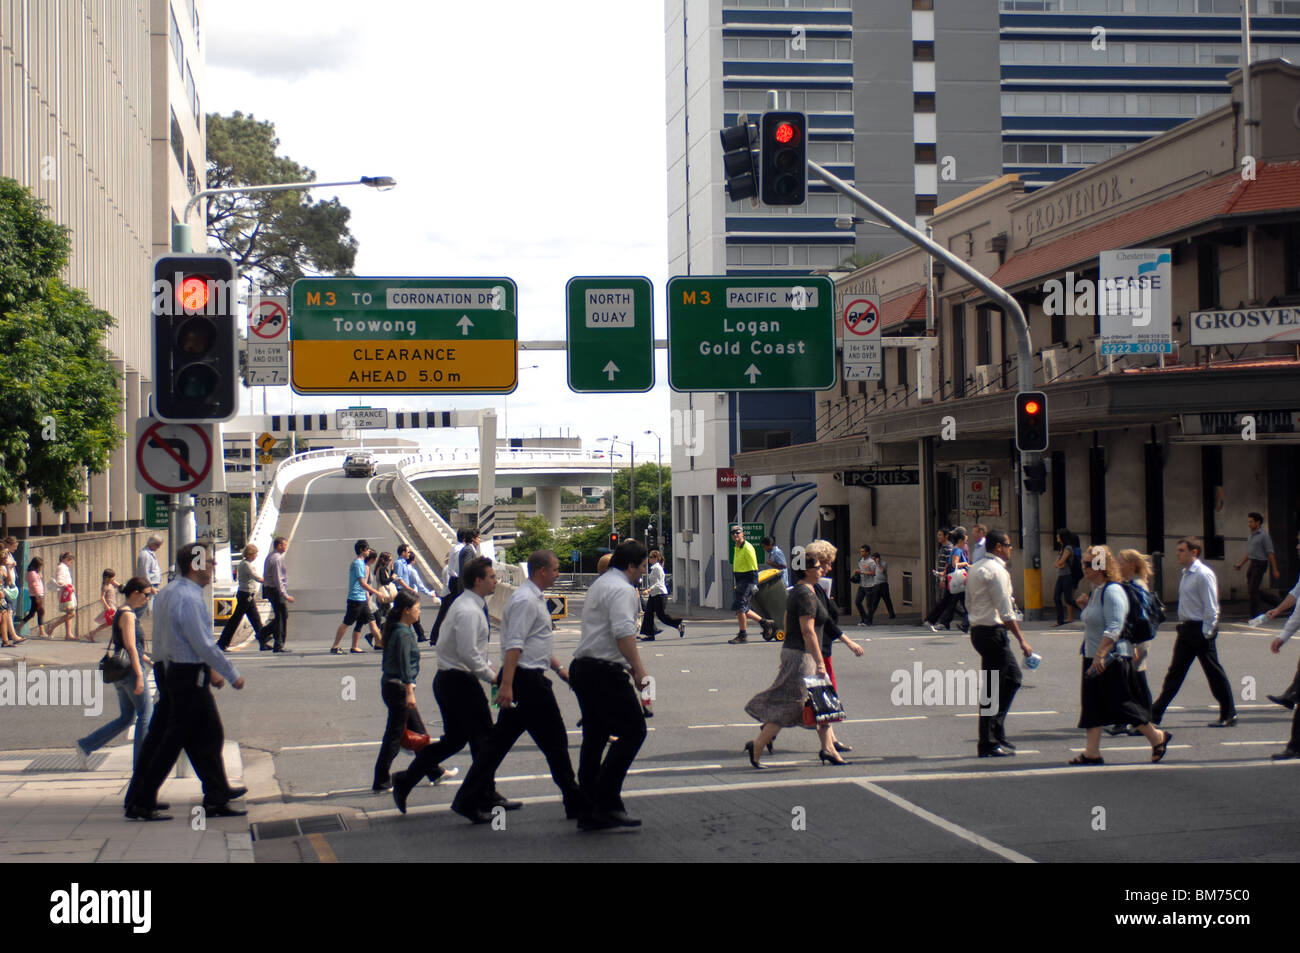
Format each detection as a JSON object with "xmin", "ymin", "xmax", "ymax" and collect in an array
[
  {"xmin": 855, "ymin": 779, "xmax": 1037, "ymax": 864},
  {"xmin": 1219, "ymin": 740, "xmax": 1288, "ymax": 746},
  {"xmin": 1068, "ymin": 745, "xmax": 1192, "ymax": 752},
  {"xmin": 688, "ymin": 716, "xmax": 927, "ymax": 729},
  {"xmin": 954, "ymin": 711, "xmax": 1058, "ymax": 718},
  {"xmin": 281, "ymin": 742, "xmax": 378, "ymax": 752},
  {"xmin": 285, "ymin": 469, "xmax": 344, "ymax": 544}
]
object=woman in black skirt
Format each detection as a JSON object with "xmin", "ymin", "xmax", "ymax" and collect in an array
[{"xmin": 1070, "ymin": 545, "xmax": 1170, "ymax": 766}]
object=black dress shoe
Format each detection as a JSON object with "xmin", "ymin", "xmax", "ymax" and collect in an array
[
  {"xmin": 155, "ymin": 801, "xmax": 170, "ymax": 811},
  {"xmin": 453, "ymin": 804, "xmax": 494, "ymax": 825},
  {"xmin": 1268, "ymin": 694, "xmax": 1297, "ymax": 711},
  {"xmin": 483, "ymin": 793, "xmax": 522, "ymax": 811},
  {"xmin": 637, "ymin": 634, "xmax": 656, "ymax": 641},
  {"xmin": 224, "ymin": 785, "xmax": 248, "ymax": 800},
  {"xmin": 259, "ymin": 642, "xmax": 272, "ymax": 651},
  {"xmin": 603, "ymin": 809, "xmax": 641, "ymax": 827},
  {"xmin": 978, "ymin": 745, "xmax": 1015, "ymax": 758},
  {"xmin": 727, "ymin": 633, "xmax": 748, "ymax": 644},
  {"xmin": 202, "ymin": 802, "xmax": 247, "ymax": 817},
  {"xmin": 273, "ymin": 646, "xmax": 288, "ymax": 653},
  {"xmin": 124, "ymin": 805, "xmax": 172, "ymax": 821},
  {"xmin": 578, "ymin": 810, "xmax": 640, "ymax": 831},
  {"xmin": 392, "ymin": 771, "xmax": 412, "ymax": 814},
  {"xmin": 1271, "ymin": 747, "xmax": 1300, "ymax": 761},
  {"xmin": 1207, "ymin": 715, "xmax": 1238, "ymax": 728},
  {"xmin": 994, "ymin": 738, "xmax": 1016, "ymax": 751},
  {"xmin": 372, "ymin": 780, "xmax": 392, "ymax": 794}
]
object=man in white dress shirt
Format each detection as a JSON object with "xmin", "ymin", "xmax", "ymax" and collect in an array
[
  {"xmin": 570, "ymin": 540, "xmax": 652, "ymax": 831},
  {"xmin": 1151, "ymin": 537, "xmax": 1237, "ymax": 728},
  {"xmin": 452, "ymin": 550, "xmax": 589, "ymax": 821}
]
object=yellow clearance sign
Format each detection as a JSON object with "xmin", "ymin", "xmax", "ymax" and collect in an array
[{"xmin": 289, "ymin": 277, "xmax": 519, "ymax": 395}]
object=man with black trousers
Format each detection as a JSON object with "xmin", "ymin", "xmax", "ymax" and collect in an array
[
  {"xmin": 261, "ymin": 536, "xmax": 293, "ymax": 652},
  {"xmin": 398, "ymin": 556, "xmax": 521, "ymax": 820},
  {"xmin": 963, "ymin": 530, "xmax": 1033, "ymax": 757},
  {"xmin": 430, "ymin": 529, "xmax": 479, "ymax": 645},
  {"xmin": 570, "ymin": 540, "xmax": 653, "ymax": 831},
  {"xmin": 451, "ymin": 550, "xmax": 589, "ymax": 822},
  {"xmin": 1152, "ymin": 537, "xmax": 1238, "ymax": 728},
  {"xmin": 124, "ymin": 544, "xmax": 248, "ymax": 820}
]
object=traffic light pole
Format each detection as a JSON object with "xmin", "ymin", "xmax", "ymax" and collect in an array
[{"xmin": 806, "ymin": 159, "xmax": 1045, "ymax": 614}]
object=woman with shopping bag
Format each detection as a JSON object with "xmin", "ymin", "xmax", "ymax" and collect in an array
[{"xmin": 742, "ymin": 551, "xmax": 848, "ymax": 768}]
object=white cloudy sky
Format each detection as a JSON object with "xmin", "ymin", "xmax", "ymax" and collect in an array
[{"xmin": 207, "ymin": 0, "xmax": 670, "ymax": 456}]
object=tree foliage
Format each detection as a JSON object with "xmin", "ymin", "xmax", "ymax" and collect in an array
[
  {"xmin": 0, "ymin": 178, "xmax": 124, "ymax": 510},
  {"xmin": 205, "ymin": 112, "xmax": 358, "ymax": 294},
  {"xmin": 504, "ymin": 515, "xmax": 558, "ymax": 565}
]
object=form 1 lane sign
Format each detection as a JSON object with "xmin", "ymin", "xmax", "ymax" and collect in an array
[
  {"xmin": 290, "ymin": 277, "xmax": 518, "ymax": 394},
  {"xmin": 666, "ymin": 276, "xmax": 835, "ymax": 391},
  {"xmin": 566, "ymin": 276, "xmax": 654, "ymax": 393}
]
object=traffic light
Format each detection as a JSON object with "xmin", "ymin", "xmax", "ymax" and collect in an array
[
  {"xmin": 1014, "ymin": 391, "xmax": 1049, "ymax": 453},
  {"xmin": 609, "ymin": 532, "xmax": 620, "ymax": 550},
  {"xmin": 719, "ymin": 119, "xmax": 758, "ymax": 202},
  {"xmin": 152, "ymin": 254, "xmax": 239, "ymax": 422},
  {"xmin": 760, "ymin": 111, "xmax": 806, "ymax": 206},
  {"xmin": 1023, "ymin": 461, "xmax": 1048, "ymax": 494}
]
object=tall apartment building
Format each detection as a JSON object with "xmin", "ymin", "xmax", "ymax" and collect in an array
[
  {"xmin": 665, "ymin": 0, "xmax": 1300, "ymax": 608},
  {"xmin": 0, "ymin": 0, "xmax": 205, "ymax": 536}
]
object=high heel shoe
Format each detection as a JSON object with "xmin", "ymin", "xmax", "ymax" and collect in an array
[
  {"xmin": 818, "ymin": 749, "xmax": 848, "ymax": 766},
  {"xmin": 832, "ymin": 741, "xmax": 853, "ymax": 753},
  {"xmin": 743, "ymin": 741, "xmax": 764, "ymax": 769}
]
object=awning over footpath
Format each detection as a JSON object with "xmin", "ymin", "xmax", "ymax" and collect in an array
[{"xmin": 987, "ymin": 160, "xmax": 1300, "ymax": 293}]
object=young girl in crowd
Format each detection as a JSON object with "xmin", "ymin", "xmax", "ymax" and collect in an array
[{"xmin": 86, "ymin": 569, "xmax": 121, "ymax": 643}]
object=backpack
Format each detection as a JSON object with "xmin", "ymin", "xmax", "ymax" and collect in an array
[{"xmin": 1108, "ymin": 580, "xmax": 1164, "ymax": 644}]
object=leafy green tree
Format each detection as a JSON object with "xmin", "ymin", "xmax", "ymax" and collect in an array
[
  {"xmin": 420, "ymin": 487, "xmax": 460, "ymax": 518},
  {"xmin": 0, "ymin": 178, "xmax": 124, "ymax": 510},
  {"xmin": 504, "ymin": 515, "xmax": 557, "ymax": 565},
  {"xmin": 611, "ymin": 463, "xmax": 672, "ymax": 548},
  {"xmin": 558, "ymin": 516, "xmax": 617, "ymax": 569},
  {"xmin": 205, "ymin": 112, "xmax": 358, "ymax": 294}
]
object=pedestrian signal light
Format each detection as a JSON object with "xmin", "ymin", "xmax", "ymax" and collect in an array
[
  {"xmin": 760, "ymin": 111, "xmax": 807, "ymax": 206},
  {"xmin": 152, "ymin": 254, "xmax": 239, "ymax": 422},
  {"xmin": 1015, "ymin": 390, "xmax": 1049, "ymax": 453},
  {"xmin": 719, "ymin": 119, "xmax": 759, "ymax": 202}
]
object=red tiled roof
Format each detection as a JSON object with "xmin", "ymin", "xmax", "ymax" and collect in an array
[
  {"xmin": 1118, "ymin": 356, "xmax": 1300, "ymax": 376},
  {"xmin": 989, "ymin": 161, "xmax": 1300, "ymax": 292},
  {"xmin": 882, "ymin": 289, "xmax": 925, "ymax": 330}
]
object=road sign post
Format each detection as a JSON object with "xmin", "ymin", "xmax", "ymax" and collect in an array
[
  {"xmin": 290, "ymin": 278, "xmax": 518, "ymax": 394},
  {"xmin": 565, "ymin": 276, "xmax": 654, "ymax": 393},
  {"xmin": 667, "ymin": 276, "xmax": 835, "ymax": 391}
]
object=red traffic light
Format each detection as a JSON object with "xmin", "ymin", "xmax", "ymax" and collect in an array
[
  {"xmin": 177, "ymin": 275, "xmax": 211, "ymax": 312},
  {"xmin": 1024, "ymin": 399, "xmax": 1041, "ymax": 416},
  {"xmin": 774, "ymin": 121, "xmax": 799, "ymax": 145}
]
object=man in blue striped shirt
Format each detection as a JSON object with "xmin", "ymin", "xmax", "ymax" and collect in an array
[
  {"xmin": 1151, "ymin": 536, "xmax": 1237, "ymax": 728},
  {"xmin": 125, "ymin": 544, "xmax": 248, "ymax": 821}
]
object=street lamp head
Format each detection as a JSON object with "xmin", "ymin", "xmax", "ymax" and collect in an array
[{"xmin": 360, "ymin": 175, "xmax": 397, "ymax": 190}]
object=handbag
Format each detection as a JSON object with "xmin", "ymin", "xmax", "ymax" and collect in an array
[
  {"xmin": 99, "ymin": 637, "xmax": 132, "ymax": 683},
  {"xmin": 802, "ymin": 675, "xmax": 846, "ymax": 727},
  {"xmin": 947, "ymin": 567, "xmax": 968, "ymax": 594},
  {"xmin": 850, "ymin": 571, "xmax": 861, "ymax": 585},
  {"xmin": 2, "ymin": 586, "xmax": 17, "ymax": 604},
  {"xmin": 401, "ymin": 729, "xmax": 432, "ymax": 752},
  {"xmin": 59, "ymin": 583, "xmax": 75, "ymax": 604}
]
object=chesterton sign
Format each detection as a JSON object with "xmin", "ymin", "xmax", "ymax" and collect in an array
[{"xmin": 1189, "ymin": 307, "xmax": 1300, "ymax": 346}]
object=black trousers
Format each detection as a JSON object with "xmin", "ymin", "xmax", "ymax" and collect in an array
[
  {"xmin": 1053, "ymin": 575, "xmax": 1076, "ymax": 624},
  {"xmin": 453, "ymin": 668, "xmax": 586, "ymax": 814},
  {"xmin": 927, "ymin": 590, "xmax": 957, "ymax": 626},
  {"xmin": 1278, "ymin": 654, "xmax": 1300, "ymax": 704},
  {"xmin": 1246, "ymin": 561, "xmax": 1277, "ymax": 617},
  {"xmin": 939, "ymin": 592, "xmax": 967, "ymax": 628},
  {"xmin": 405, "ymin": 670, "xmax": 497, "ymax": 800},
  {"xmin": 1152, "ymin": 622, "xmax": 1236, "ymax": 723},
  {"xmin": 854, "ymin": 587, "xmax": 869, "ymax": 623},
  {"xmin": 428, "ymin": 576, "xmax": 461, "ymax": 644},
  {"xmin": 866, "ymin": 585, "xmax": 894, "ymax": 623},
  {"xmin": 218, "ymin": 591, "xmax": 265, "ymax": 649},
  {"xmin": 263, "ymin": 587, "xmax": 288, "ymax": 649},
  {"xmin": 129, "ymin": 662, "xmax": 235, "ymax": 809},
  {"xmin": 374, "ymin": 680, "xmax": 427, "ymax": 788},
  {"xmin": 569, "ymin": 657, "xmax": 647, "ymax": 815},
  {"xmin": 1289, "ymin": 702, "xmax": 1300, "ymax": 752},
  {"xmin": 970, "ymin": 625, "xmax": 1022, "ymax": 750},
  {"xmin": 640, "ymin": 594, "xmax": 681, "ymax": 635}
]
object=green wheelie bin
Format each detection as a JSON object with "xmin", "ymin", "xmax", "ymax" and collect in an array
[{"xmin": 752, "ymin": 568, "xmax": 790, "ymax": 641}]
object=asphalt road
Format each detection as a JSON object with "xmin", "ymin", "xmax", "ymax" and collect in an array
[{"xmin": 7, "ymin": 462, "xmax": 1300, "ymax": 863}]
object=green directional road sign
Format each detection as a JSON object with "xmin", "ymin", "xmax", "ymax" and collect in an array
[
  {"xmin": 566, "ymin": 276, "xmax": 654, "ymax": 393},
  {"xmin": 290, "ymin": 277, "xmax": 518, "ymax": 394},
  {"xmin": 667, "ymin": 276, "xmax": 835, "ymax": 391}
]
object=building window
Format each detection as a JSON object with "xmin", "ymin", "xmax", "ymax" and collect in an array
[
  {"xmin": 916, "ymin": 195, "xmax": 937, "ymax": 216},
  {"xmin": 1051, "ymin": 310, "xmax": 1068, "ymax": 346},
  {"xmin": 915, "ymin": 143, "xmax": 937, "ymax": 164},
  {"xmin": 169, "ymin": 6, "xmax": 184, "ymax": 74},
  {"xmin": 1197, "ymin": 244, "xmax": 1220, "ymax": 310},
  {"xmin": 913, "ymin": 41, "xmax": 935, "ymax": 62},
  {"xmin": 914, "ymin": 92, "xmax": 935, "ymax": 113},
  {"xmin": 185, "ymin": 63, "xmax": 199, "ymax": 120},
  {"xmin": 913, "ymin": 0, "xmax": 934, "ymax": 8},
  {"xmin": 170, "ymin": 109, "xmax": 184, "ymax": 170},
  {"xmin": 897, "ymin": 347, "xmax": 909, "ymax": 389},
  {"xmin": 977, "ymin": 307, "xmax": 992, "ymax": 366},
  {"xmin": 186, "ymin": 152, "xmax": 198, "ymax": 196}
]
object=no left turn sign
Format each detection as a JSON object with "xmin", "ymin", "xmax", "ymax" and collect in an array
[
  {"xmin": 133, "ymin": 418, "xmax": 215, "ymax": 495},
  {"xmin": 844, "ymin": 296, "xmax": 881, "ymax": 337}
]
